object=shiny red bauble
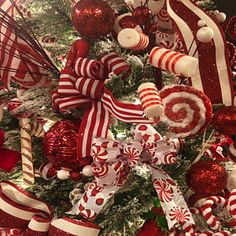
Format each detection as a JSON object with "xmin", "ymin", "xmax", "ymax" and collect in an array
[
  {"xmin": 72, "ymin": 0, "xmax": 115, "ymax": 39},
  {"xmin": 185, "ymin": 160, "xmax": 227, "ymax": 197},
  {"xmin": 43, "ymin": 120, "xmax": 81, "ymax": 170},
  {"xmin": 136, "ymin": 219, "xmax": 165, "ymax": 236},
  {"xmin": 119, "ymin": 15, "xmax": 137, "ymax": 29},
  {"xmin": 132, "ymin": 6, "xmax": 152, "ymax": 26},
  {"xmin": 212, "ymin": 106, "xmax": 236, "ymax": 136}
]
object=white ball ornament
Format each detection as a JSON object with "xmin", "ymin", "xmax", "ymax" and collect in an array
[
  {"xmin": 196, "ymin": 27, "xmax": 214, "ymax": 43},
  {"xmin": 57, "ymin": 169, "xmax": 70, "ymax": 180},
  {"xmin": 82, "ymin": 165, "xmax": 94, "ymax": 177},
  {"xmin": 216, "ymin": 12, "xmax": 226, "ymax": 23},
  {"xmin": 197, "ymin": 19, "xmax": 206, "ymax": 27}
]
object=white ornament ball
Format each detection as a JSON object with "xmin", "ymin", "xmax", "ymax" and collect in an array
[
  {"xmin": 82, "ymin": 165, "xmax": 94, "ymax": 177},
  {"xmin": 197, "ymin": 20, "xmax": 206, "ymax": 27},
  {"xmin": 214, "ymin": 10, "xmax": 219, "ymax": 15},
  {"xmin": 57, "ymin": 169, "xmax": 70, "ymax": 180},
  {"xmin": 216, "ymin": 12, "xmax": 226, "ymax": 23},
  {"xmin": 196, "ymin": 27, "xmax": 214, "ymax": 43}
]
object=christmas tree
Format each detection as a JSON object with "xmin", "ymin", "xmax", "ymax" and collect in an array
[{"xmin": 0, "ymin": 0, "xmax": 236, "ymax": 235}]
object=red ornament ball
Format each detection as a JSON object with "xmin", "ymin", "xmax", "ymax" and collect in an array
[
  {"xmin": 212, "ymin": 106, "xmax": 236, "ymax": 136},
  {"xmin": 72, "ymin": 0, "xmax": 115, "ymax": 39},
  {"xmin": 70, "ymin": 171, "xmax": 82, "ymax": 181},
  {"xmin": 119, "ymin": 15, "xmax": 137, "ymax": 29},
  {"xmin": 0, "ymin": 128, "xmax": 4, "ymax": 146},
  {"xmin": 132, "ymin": 6, "xmax": 152, "ymax": 26},
  {"xmin": 136, "ymin": 219, "xmax": 165, "ymax": 236},
  {"xmin": 185, "ymin": 160, "xmax": 227, "ymax": 197},
  {"xmin": 43, "ymin": 120, "xmax": 81, "ymax": 170}
]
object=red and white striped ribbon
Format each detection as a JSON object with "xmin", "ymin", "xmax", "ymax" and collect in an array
[
  {"xmin": 100, "ymin": 52, "xmax": 130, "ymax": 78},
  {"xmin": 0, "ymin": 181, "xmax": 100, "ymax": 236},
  {"xmin": 166, "ymin": 0, "xmax": 234, "ymax": 105},
  {"xmin": 0, "ymin": 0, "xmax": 24, "ymax": 16},
  {"xmin": 53, "ymin": 51, "xmax": 152, "ymax": 159}
]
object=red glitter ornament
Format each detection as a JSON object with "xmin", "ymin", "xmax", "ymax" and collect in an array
[
  {"xmin": 185, "ymin": 160, "xmax": 227, "ymax": 197},
  {"xmin": 136, "ymin": 219, "xmax": 165, "ymax": 236},
  {"xmin": 132, "ymin": 6, "xmax": 152, "ymax": 26},
  {"xmin": 72, "ymin": 0, "xmax": 115, "ymax": 39},
  {"xmin": 212, "ymin": 106, "xmax": 236, "ymax": 136},
  {"xmin": 43, "ymin": 120, "xmax": 83, "ymax": 170},
  {"xmin": 119, "ymin": 15, "xmax": 137, "ymax": 29}
]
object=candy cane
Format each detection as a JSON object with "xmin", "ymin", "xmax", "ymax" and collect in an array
[
  {"xmin": 201, "ymin": 196, "xmax": 227, "ymax": 230},
  {"xmin": 19, "ymin": 118, "xmax": 34, "ymax": 185},
  {"xmin": 31, "ymin": 120, "xmax": 45, "ymax": 138}
]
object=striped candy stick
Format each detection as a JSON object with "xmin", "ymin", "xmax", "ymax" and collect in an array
[
  {"xmin": 149, "ymin": 47, "xmax": 199, "ymax": 77},
  {"xmin": 19, "ymin": 118, "xmax": 35, "ymax": 185},
  {"xmin": 201, "ymin": 196, "xmax": 228, "ymax": 230},
  {"xmin": 118, "ymin": 28, "xmax": 149, "ymax": 51},
  {"xmin": 137, "ymin": 82, "xmax": 164, "ymax": 120}
]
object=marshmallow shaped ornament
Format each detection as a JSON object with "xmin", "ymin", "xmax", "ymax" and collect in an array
[
  {"xmin": 138, "ymin": 82, "xmax": 164, "ymax": 119},
  {"xmin": 118, "ymin": 28, "xmax": 149, "ymax": 51},
  {"xmin": 150, "ymin": 47, "xmax": 199, "ymax": 77}
]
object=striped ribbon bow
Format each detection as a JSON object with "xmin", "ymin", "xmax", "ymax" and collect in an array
[
  {"xmin": 0, "ymin": 181, "xmax": 100, "ymax": 236},
  {"xmin": 71, "ymin": 124, "xmax": 194, "ymax": 230},
  {"xmin": 52, "ymin": 48, "xmax": 153, "ymax": 159}
]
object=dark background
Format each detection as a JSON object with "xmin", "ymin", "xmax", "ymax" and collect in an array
[{"xmin": 213, "ymin": 0, "xmax": 235, "ymax": 16}]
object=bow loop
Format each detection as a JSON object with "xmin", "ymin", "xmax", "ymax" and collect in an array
[{"xmin": 74, "ymin": 57, "xmax": 106, "ymax": 80}]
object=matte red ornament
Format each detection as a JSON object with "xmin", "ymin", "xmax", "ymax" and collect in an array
[
  {"xmin": 185, "ymin": 160, "xmax": 227, "ymax": 197},
  {"xmin": 72, "ymin": 0, "xmax": 115, "ymax": 39},
  {"xmin": 43, "ymin": 120, "xmax": 84, "ymax": 170},
  {"xmin": 136, "ymin": 219, "xmax": 165, "ymax": 236},
  {"xmin": 132, "ymin": 6, "xmax": 152, "ymax": 26},
  {"xmin": 212, "ymin": 106, "xmax": 236, "ymax": 136}
]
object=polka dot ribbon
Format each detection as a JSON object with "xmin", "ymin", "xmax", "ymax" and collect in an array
[
  {"xmin": 0, "ymin": 181, "xmax": 100, "ymax": 236},
  {"xmin": 70, "ymin": 124, "xmax": 194, "ymax": 230}
]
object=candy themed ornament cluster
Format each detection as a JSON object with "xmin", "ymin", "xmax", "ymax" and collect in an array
[{"xmin": 0, "ymin": 0, "xmax": 236, "ymax": 235}]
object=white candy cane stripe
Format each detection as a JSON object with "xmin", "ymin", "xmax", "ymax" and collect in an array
[
  {"xmin": 100, "ymin": 52, "xmax": 130, "ymax": 77},
  {"xmin": 31, "ymin": 120, "xmax": 45, "ymax": 138},
  {"xmin": 118, "ymin": 28, "xmax": 149, "ymax": 51},
  {"xmin": 149, "ymin": 47, "xmax": 198, "ymax": 77},
  {"xmin": 20, "ymin": 118, "xmax": 34, "ymax": 185},
  {"xmin": 138, "ymin": 82, "xmax": 164, "ymax": 119},
  {"xmin": 49, "ymin": 218, "xmax": 100, "ymax": 236},
  {"xmin": 159, "ymin": 85, "xmax": 212, "ymax": 138},
  {"xmin": 74, "ymin": 58, "xmax": 102, "ymax": 80},
  {"xmin": 201, "ymin": 196, "xmax": 227, "ymax": 230},
  {"xmin": 166, "ymin": 0, "xmax": 233, "ymax": 105},
  {"xmin": 101, "ymin": 88, "xmax": 152, "ymax": 124},
  {"xmin": 75, "ymin": 77, "xmax": 103, "ymax": 99}
]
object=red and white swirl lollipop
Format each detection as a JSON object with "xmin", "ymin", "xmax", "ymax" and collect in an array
[{"xmin": 159, "ymin": 85, "xmax": 212, "ymax": 138}]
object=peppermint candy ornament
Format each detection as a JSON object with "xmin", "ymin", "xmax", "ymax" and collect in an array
[{"xmin": 159, "ymin": 85, "xmax": 212, "ymax": 137}]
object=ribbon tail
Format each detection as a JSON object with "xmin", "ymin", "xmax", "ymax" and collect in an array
[
  {"xmin": 101, "ymin": 88, "xmax": 153, "ymax": 124},
  {"xmin": 150, "ymin": 166, "xmax": 195, "ymax": 229},
  {"xmin": 166, "ymin": 0, "xmax": 234, "ymax": 105},
  {"xmin": 77, "ymin": 101, "xmax": 110, "ymax": 159}
]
